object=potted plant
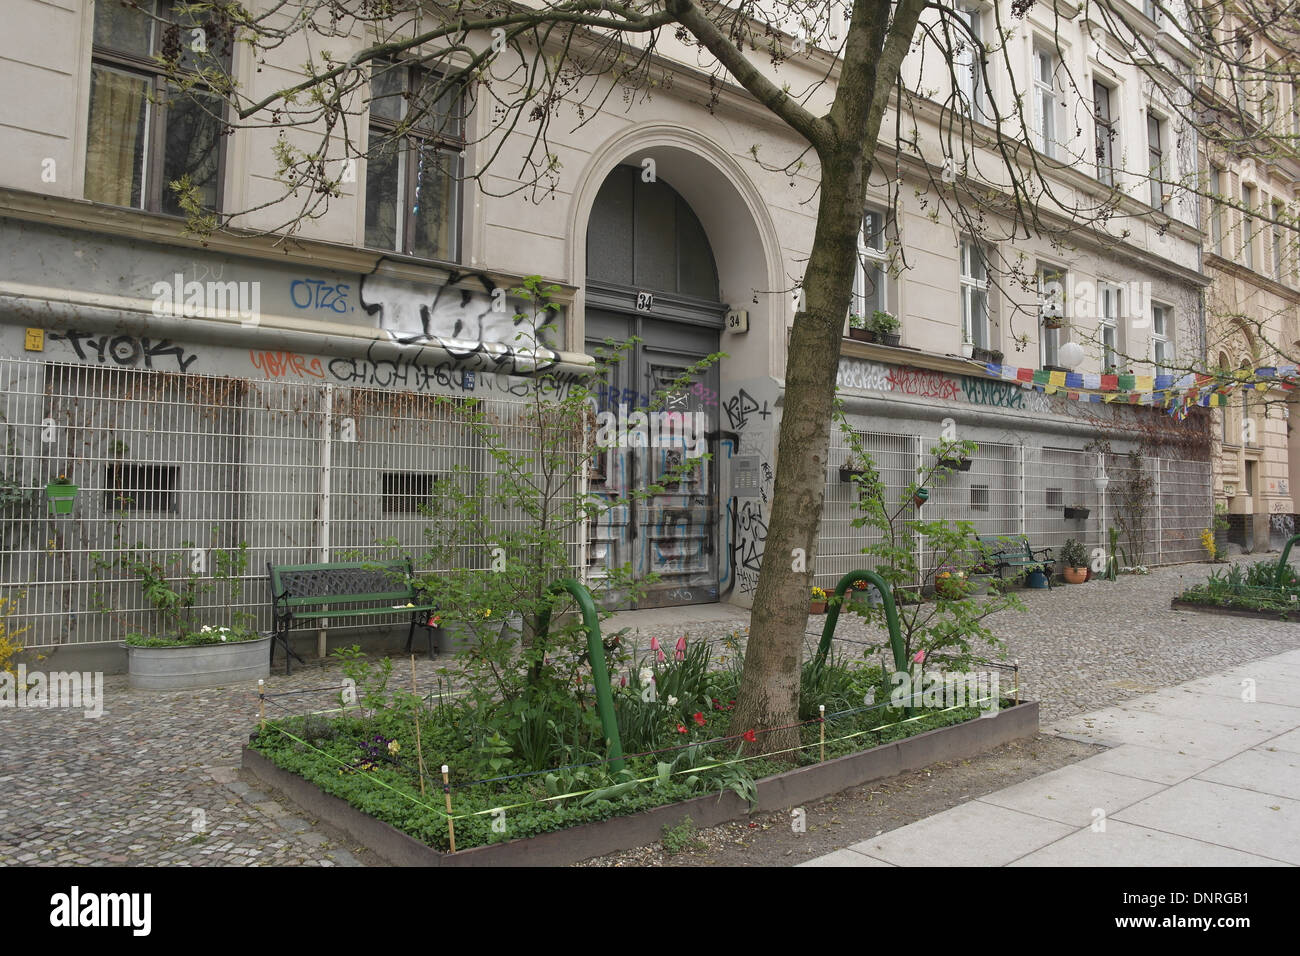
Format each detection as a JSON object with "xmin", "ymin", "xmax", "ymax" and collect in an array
[
  {"xmin": 91, "ymin": 534, "xmax": 269, "ymax": 690},
  {"xmin": 934, "ymin": 567, "xmax": 967, "ymax": 599},
  {"xmin": 1060, "ymin": 538, "xmax": 1089, "ymax": 584},
  {"xmin": 960, "ymin": 334, "xmax": 974, "ymax": 359},
  {"xmin": 1063, "ymin": 503, "xmax": 1091, "ymax": 520},
  {"xmin": 847, "ymin": 313, "xmax": 876, "ymax": 343},
  {"xmin": 912, "ymin": 487, "xmax": 929, "ymax": 509},
  {"xmin": 869, "ymin": 310, "xmax": 902, "ymax": 346},
  {"xmin": 937, "ymin": 452, "xmax": 973, "ymax": 471},
  {"xmin": 45, "ymin": 473, "xmax": 77, "ymax": 515},
  {"xmin": 848, "ymin": 578, "xmax": 880, "ymax": 608},
  {"xmin": 809, "ymin": 587, "xmax": 828, "ymax": 614},
  {"xmin": 434, "ymin": 607, "xmax": 516, "ymax": 654},
  {"xmin": 838, "ymin": 456, "xmax": 869, "ymax": 482},
  {"xmin": 988, "ymin": 348, "xmax": 1004, "ymax": 364},
  {"xmin": 967, "ymin": 560, "xmax": 996, "ymax": 595}
]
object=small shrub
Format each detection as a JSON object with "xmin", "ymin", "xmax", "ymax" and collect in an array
[{"xmin": 662, "ymin": 816, "xmax": 704, "ymax": 856}]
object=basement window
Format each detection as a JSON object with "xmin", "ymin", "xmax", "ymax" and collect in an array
[
  {"xmin": 382, "ymin": 472, "xmax": 435, "ymax": 514},
  {"xmin": 971, "ymin": 485, "xmax": 989, "ymax": 512},
  {"xmin": 105, "ymin": 463, "xmax": 179, "ymax": 512},
  {"xmin": 1045, "ymin": 487, "xmax": 1063, "ymax": 509}
]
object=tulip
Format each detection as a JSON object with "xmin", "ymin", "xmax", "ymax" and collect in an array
[{"xmin": 674, "ymin": 636, "xmax": 686, "ymax": 661}]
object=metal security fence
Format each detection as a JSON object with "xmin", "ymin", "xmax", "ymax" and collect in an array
[
  {"xmin": 0, "ymin": 358, "xmax": 576, "ymax": 648},
  {"xmin": 818, "ymin": 427, "xmax": 1213, "ymax": 587}
]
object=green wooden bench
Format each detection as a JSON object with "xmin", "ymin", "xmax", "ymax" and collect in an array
[
  {"xmin": 267, "ymin": 560, "xmax": 439, "ymax": 674},
  {"xmin": 976, "ymin": 535, "xmax": 1056, "ymax": 589}
]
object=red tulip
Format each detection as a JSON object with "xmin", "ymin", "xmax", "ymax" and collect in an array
[
  {"xmin": 651, "ymin": 636, "xmax": 665, "ymax": 663},
  {"xmin": 674, "ymin": 636, "xmax": 686, "ymax": 661},
  {"xmin": 676, "ymin": 724, "xmax": 687, "ymax": 734},
  {"xmin": 743, "ymin": 729, "xmax": 757, "ymax": 743},
  {"xmin": 693, "ymin": 711, "xmax": 705, "ymax": 726}
]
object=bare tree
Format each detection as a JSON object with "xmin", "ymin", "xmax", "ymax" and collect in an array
[{"xmin": 145, "ymin": 0, "xmax": 1299, "ymax": 752}]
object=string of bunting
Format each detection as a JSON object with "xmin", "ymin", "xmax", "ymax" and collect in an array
[{"xmin": 975, "ymin": 361, "xmax": 1300, "ymax": 420}]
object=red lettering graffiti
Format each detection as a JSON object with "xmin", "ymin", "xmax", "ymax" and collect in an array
[
  {"xmin": 249, "ymin": 350, "xmax": 326, "ymax": 379},
  {"xmin": 885, "ymin": 366, "xmax": 960, "ymax": 401}
]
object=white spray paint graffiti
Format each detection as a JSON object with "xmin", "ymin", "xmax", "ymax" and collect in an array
[{"xmin": 359, "ymin": 272, "xmax": 561, "ymax": 372}]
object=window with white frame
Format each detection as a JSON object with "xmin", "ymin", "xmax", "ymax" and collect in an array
[
  {"xmin": 1273, "ymin": 200, "xmax": 1286, "ymax": 282},
  {"xmin": 960, "ymin": 239, "xmax": 989, "ymax": 349},
  {"xmin": 1211, "ymin": 165, "xmax": 1226, "ymax": 255},
  {"xmin": 87, "ymin": 0, "xmax": 229, "ymax": 215},
  {"xmin": 1093, "ymin": 80, "xmax": 1116, "ymax": 186},
  {"xmin": 1099, "ymin": 284, "xmax": 1122, "ymax": 372},
  {"xmin": 1033, "ymin": 48, "xmax": 1057, "ymax": 159},
  {"xmin": 1143, "ymin": 0, "xmax": 1163, "ymax": 26},
  {"xmin": 853, "ymin": 209, "xmax": 894, "ymax": 319},
  {"xmin": 1151, "ymin": 304, "xmax": 1172, "ymax": 375},
  {"xmin": 1038, "ymin": 264, "xmax": 1065, "ymax": 368},
  {"xmin": 1147, "ymin": 113, "xmax": 1166, "ymax": 209},
  {"xmin": 1242, "ymin": 183, "xmax": 1257, "ymax": 270},
  {"xmin": 364, "ymin": 60, "xmax": 465, "ymax": 261},
  {"xmin": 954, "ymin": 4, "xmax": 986, "ymax": 120}
]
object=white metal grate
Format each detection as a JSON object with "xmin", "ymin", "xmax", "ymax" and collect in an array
[
  {"xmin": 0, "ymin": 358, "xmax": 578, "ymax": 648},
  {"xmin": 819, "ymin": 424, "xmax": 1213, "ymax": 583}
]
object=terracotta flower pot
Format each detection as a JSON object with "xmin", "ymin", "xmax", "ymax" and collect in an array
[
  {"xmin": 1063, "ymin": 567, "xmax": 1088, "ymax": 584},
  {"xmin": 809, "ymin": 601, "xmax": 827, "ymax": 614}
]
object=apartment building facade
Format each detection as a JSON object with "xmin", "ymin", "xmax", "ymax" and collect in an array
[
  {"xmin": 0, "ymin": 0, "xmax": 1216, "ymax": 662},
  {"xmin": 1198, "ymin": 27, "xmax": 1300, "ymax": 551}
]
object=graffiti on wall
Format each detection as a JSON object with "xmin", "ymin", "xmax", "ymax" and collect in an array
[
  {"xmin": 885, "ymin": 366, "xmax": 961, "ymax": 401},
  {"xmin": 50, "ymin": 330, "xmax": 198, "ymax": 373},
  {"xmin": 839, "ymin": 358, "xmax": 1059, "ymax": 417},
  {"xmin": 961, "ymin": 377, "xmax": 1027, "ymax": 409},
  {"xmin": 723, "ymin": 388, "xmax": 772, "ymax": 431},
  {"xmin": 836, "ymin": 359, "xmax": 890, "ymax": 392},
  {"xmin": 249, "ymin": 350, "xmax": 326, "ymax": 380},
  {"xmin": 358, "ymin": 272, "xmax": 561, "ymax": 373}
]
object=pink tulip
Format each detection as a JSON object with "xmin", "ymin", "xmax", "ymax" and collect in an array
[
  {"xmin": 651, "ymin": 636, "xmax": 665, "ymax": 663},
  {"xmin": 674, "ymin": 636, "xmax": 686, "ymax": 662},
  {"xmin": 913, "ymin": 650, "xmax": 926, "ymax": 664}
]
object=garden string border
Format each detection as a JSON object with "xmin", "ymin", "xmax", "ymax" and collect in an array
[{"xmin": 254, "ymin": 685, "xmax": 1013, "ymax": 827}]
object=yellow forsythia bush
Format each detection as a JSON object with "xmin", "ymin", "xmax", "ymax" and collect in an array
[{"xmin": 0, "ymin": 592, "xmax": 27, "ymax": 678}]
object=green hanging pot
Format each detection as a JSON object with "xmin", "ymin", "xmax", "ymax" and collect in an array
[
  {"xmin": 45, "ymin": 481, "xmax": 78, "ymax": 515},
  {"xmin": 912, "ymin": 487, "xmax": 929, "ymax": 509}
]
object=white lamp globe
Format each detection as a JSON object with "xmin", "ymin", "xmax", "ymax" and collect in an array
[{"xmin": 1057, "ymin": 341, "xmax": 1085, "ymax": 370}]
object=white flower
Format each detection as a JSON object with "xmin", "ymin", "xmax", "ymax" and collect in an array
[
  {"xmin": 667, "ymin": 695, "xmax": 678, "ymax": 707},
  {"xmin": 200, "ymin": 625, "xmax": 212, "ymax": 633},
  {"xmin": 220, "ymin": 634, "xmax": 227, "ymax": 642},
  {"xmin": 638, "ymin": 668, "xmax": 653, "ymax": 685}
]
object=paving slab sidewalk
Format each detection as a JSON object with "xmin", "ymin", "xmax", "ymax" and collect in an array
[{"xmin": 800, "ymin": 648, "xmax": 1300, "ymax": 867}]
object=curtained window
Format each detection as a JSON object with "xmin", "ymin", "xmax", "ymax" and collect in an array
[{"xmin": 86, "ymin": 0, "xmax": 228, "ymax": 215}]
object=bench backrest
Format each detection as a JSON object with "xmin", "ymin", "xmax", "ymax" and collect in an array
[
  {"xmin": 976, "ymin": 534, "xmax": 1033, "ymax": 557},
  {"xmin": 269, "ymin": 561, "xmax": 417, "ymax": 608}
]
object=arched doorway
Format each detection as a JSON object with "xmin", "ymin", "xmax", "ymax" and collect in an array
[{"xmin": 584, "ymin": 163, "xmax": 724, "ymax": 609}]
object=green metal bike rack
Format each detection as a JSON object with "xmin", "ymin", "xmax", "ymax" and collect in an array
[
  {"xmin": 1275, "ymin": 534, "xmax": 1300, "ymax": 590},
  {"xmin": 532, "ymin": 578, "xmax": 625, "ymax": 772},
  {"xmin": 812, "ymin": 569, "xmax": 907, "ymax": 677}
]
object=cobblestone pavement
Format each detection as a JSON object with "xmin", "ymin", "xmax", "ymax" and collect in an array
[{"xmin": 2, "ymin": 557, "xmax": 1297, "ymax": 865}]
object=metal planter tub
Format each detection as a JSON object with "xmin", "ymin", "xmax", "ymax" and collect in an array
[{"xmin": 126, "ymin": 635, "xmax": 271, "ymax": 690}]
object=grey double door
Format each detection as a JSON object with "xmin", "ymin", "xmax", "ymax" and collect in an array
[{"xmin": 585, "ymin": 309, "xmax": 720, "ymax": 608}]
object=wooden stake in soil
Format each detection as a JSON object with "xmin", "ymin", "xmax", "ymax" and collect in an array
[
  {"xmin": 819, "ymin": 704, "xmax": 826, "ymax": 763},
  {"xmin": 258, "ymin": 679, "xmax": 265, "ymax": 731},
  {"xmin": 410, "ymin": 655, "xmax": 427, "ymax": 796},
  {"xmin": 1013, "ymin": 659, "xmax": 1020, "ymax": 705},
  {"xmin": 442, "ymin": 764, "xmax": 456, "ymax": 853}
]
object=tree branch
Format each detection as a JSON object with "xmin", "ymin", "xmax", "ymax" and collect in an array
[{"xmin": 667, "ymin": 0, "xmax": 831, "ymax": 150}]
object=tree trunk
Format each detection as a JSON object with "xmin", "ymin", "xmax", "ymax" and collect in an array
[
  {"xmin": 727, "ymin": 0, "xmax": 927, "ymax": 756},
  {"xmin": 728, "ymin": 149, "xmax": 869, "ymax": 755}
]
